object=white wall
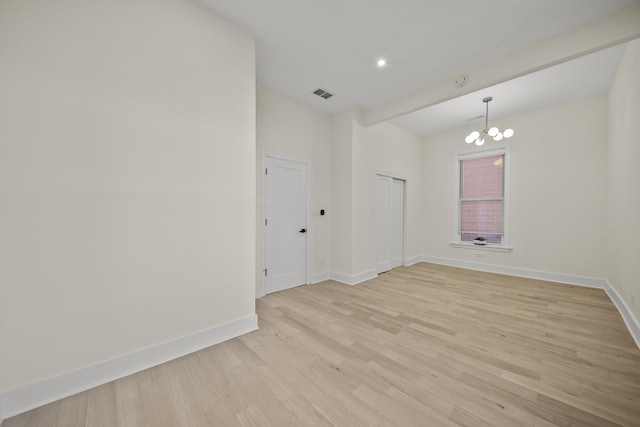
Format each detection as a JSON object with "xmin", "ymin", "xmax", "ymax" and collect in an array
[
  {"xmin": 0, "ymin": 0, "xmax": 255, "ymax": 398},
  {"xmin": 331, "ymin": 113, "xmax": 422, "ymax": 283},
  {"xmin": 256, "ymin": 86, "xmax": 333, "ymax": 288},
  {"xmin": 331, "ymin": 111, "xmax": 356, "ymax": 277},
  {"xmin": 607, "ymin": 39, "xmax": 640, "ymax": 322},
  {"xmin": 354, "ymin": 122, "xmax": 423, "ymax": 274},
  {"xmin": 422, "ymin": 96, "xmax": 607, "ymax": 280}
]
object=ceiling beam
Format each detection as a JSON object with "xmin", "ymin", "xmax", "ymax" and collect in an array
[{"xmin": 360, "ymin": 3, "xmax": 640, "ymax": 127}]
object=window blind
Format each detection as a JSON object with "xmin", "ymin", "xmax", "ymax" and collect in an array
[{"xmin": 460, "ymin": 154, "xmax": 504, "ymax": 244}]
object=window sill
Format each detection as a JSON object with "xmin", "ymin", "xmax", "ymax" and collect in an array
[{"xmin": 450, "ymin": 242, "xmax": 513, "ymax": 253}]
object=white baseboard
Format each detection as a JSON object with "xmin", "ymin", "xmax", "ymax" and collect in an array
[
  {"xmin": 310, "ymin": 271, "xmax": 331, "ymax": 284},
  {"xmin": 0, "ymin": 315, "xmax": 258, "ymax": 420},
  {"xmin": 604, "ymin": 281, "xmax": 640, "ymax": 349},
  {"xmin": 403, "ymin": 255, "xmax": 422, "ymax": 266},
  {"xmin": 352, "ymin": 269, "xmax": 378, "ymax": 285},
  {"xmin": 330, "ymin": 271, "xmax": 354, "ymax": 285},
  {"xmin": 331, "ymin": 269, "xmax": 378, "ymax": 286},
  {"xmin": 420, "ymin": 256, "xmax": 607, "ymax": 288}
]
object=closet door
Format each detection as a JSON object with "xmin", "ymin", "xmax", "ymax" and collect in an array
[
  {"xmin": 376, "ymin": 175, "xmax": 404, "ymax": 274},
  {"xmin": 390, "ymin": 178, "xmax": 404, "ymax": 269}
]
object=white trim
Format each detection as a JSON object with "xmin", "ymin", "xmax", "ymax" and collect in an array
[
  {"xmin": 0, "ymin": 315, "xmax": 258, "ymax": 420},
  {"xmin": 261, "ymin": 154, "xmax": 310, "ymax": 294},
  {"xmin": 375, "ymin": 175, "xmax": 406, "ymax": 274},
  {"xmin": 603, "ymin": 281, "xmax": 640, "ymax": 349},
  {"xmin": 450, "ymin": 242, "xmax": 513, "ymax": 252},
  {"xmin": 376, "ymin": 170, "xmax": 408, "ymax": 181},
  {"xmin": 261, "ymin": 151, "xmax": 310, "ymax": 167},
  {"xmin": 376, "ymin": 172, "xmax": 408, "ymax": 272},
  {"xmin": 403, "ymin": 255, "xmax": 422, "ymax": 266},
  {"xmin": 331, "ymin": 269, "xmax": 378, "ymax": 286},
  {"xmin": 453, "ymin": 146, "xmax": 511, "ymax": 248},
  {"xmin": 352, "ymin": 269, "xmax": 378, "ymax": 285},
  {"xmin": 420, "ymin": 256, "xmax": 606, "ymax": 288},
  {"xmin": 330, "ymin": 272, "xmax": 353, "ymax": 285},
  {"xmin": 310, "ymin": 271, "xmax": 331, "ymax": 284},
  {"xmin": 457, "ymin": 147, "xmax": 506, "ymax": 161}
]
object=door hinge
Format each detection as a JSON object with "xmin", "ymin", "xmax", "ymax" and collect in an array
[
  {"xmin": 265, "ymin": 168, "xmax": 268, "ymax": 175},
  {"xmin": 265, "ymin": 218, "xmax": 267, "ymax": 226},
  {"xmin": 263, "ymin": 268, "xmax": 267, "ymax": 276}
]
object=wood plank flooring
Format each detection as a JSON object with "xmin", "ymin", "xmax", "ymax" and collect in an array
[{"xmin": 5, "ymin": 262, "xmax": 640, "ymax": 426}]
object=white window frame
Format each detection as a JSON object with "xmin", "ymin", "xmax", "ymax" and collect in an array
[{"xmin": 451, "ymin": 147, "xmax": 512, "ymax": 252}]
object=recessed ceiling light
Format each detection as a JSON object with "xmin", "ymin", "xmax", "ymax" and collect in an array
[{"xmin": 377, "ymin": 58, "xmax": 387, "ymax": 67}]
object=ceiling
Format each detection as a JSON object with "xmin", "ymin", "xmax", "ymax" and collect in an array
[
  {"xmin": 390, "ymin": 44, "xmax": 626, "ymax": 137},
  {"xmin": 198, "ymin": 0, "xmax": 638, "ymax": 134}
]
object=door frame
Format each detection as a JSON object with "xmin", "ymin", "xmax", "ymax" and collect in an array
[
  {"xmin": 260, "ymin": 153, "xmax": 310, "ymax": 297},
  {"xmin": 376, "ymin": 171, "xmax": 407, "ymax": 272}
]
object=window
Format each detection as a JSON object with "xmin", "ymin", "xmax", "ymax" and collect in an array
[{"xmin": 454, "ymin": 148, "xmax": 510, "ymax": 249}]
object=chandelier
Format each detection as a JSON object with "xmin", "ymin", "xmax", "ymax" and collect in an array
[{"xmin": 465, "ymin": 97, "xmax": 514, "ymax": 146}]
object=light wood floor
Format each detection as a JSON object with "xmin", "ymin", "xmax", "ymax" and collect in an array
[{"xmin": 5, "ymin": 263, "xmax": 640, "ymax": 427}]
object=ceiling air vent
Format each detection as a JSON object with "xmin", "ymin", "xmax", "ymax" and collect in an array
[{"xmin": 313, "ymin": 88, "xmax": 333, "ymax": 99}]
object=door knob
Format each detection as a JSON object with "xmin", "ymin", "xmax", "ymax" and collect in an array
[{"xmin": 299, "ymin": 228, "xmax": 307, "ymax": 233}]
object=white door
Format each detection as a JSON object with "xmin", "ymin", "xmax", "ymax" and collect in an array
[
  {"xmin": 264, "ymin": 157, "xmax": 307, "ymax": 294},
  {"xmin": 376, "ymin": 175, "xmax": 404, "ymax": 274}
]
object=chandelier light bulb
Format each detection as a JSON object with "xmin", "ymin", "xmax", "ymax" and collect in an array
[
  {"xmin": 503, "ymin": 129, "xmax": 514, "ymax": 138},
  {"xmin": 475, "ymin": 138, "xmax": 485, "ymax": 146},
  {"xmin": 466, "ymin": 131, "xmax": 480, "ymax": 143},
  {"xmin": 488, "ymin": 127, "xmax": 499, "ymax": 137},
  {"xmin": 494, "ymin": 132, "xmax": 503, "ymax": 141}
]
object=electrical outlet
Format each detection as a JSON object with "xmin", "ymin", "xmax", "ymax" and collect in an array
[
  {"xmin": 474, "ymin": 253, "xmax": 483, "ymax": 258},
  {"xmin": 319, "ymin": 259, "xmax": 326, "ymax": 266}
]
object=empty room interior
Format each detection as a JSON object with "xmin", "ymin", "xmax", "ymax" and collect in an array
[{"xmin": 2, "ymin": 0, "xmax": 640, "ymax": 426}]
